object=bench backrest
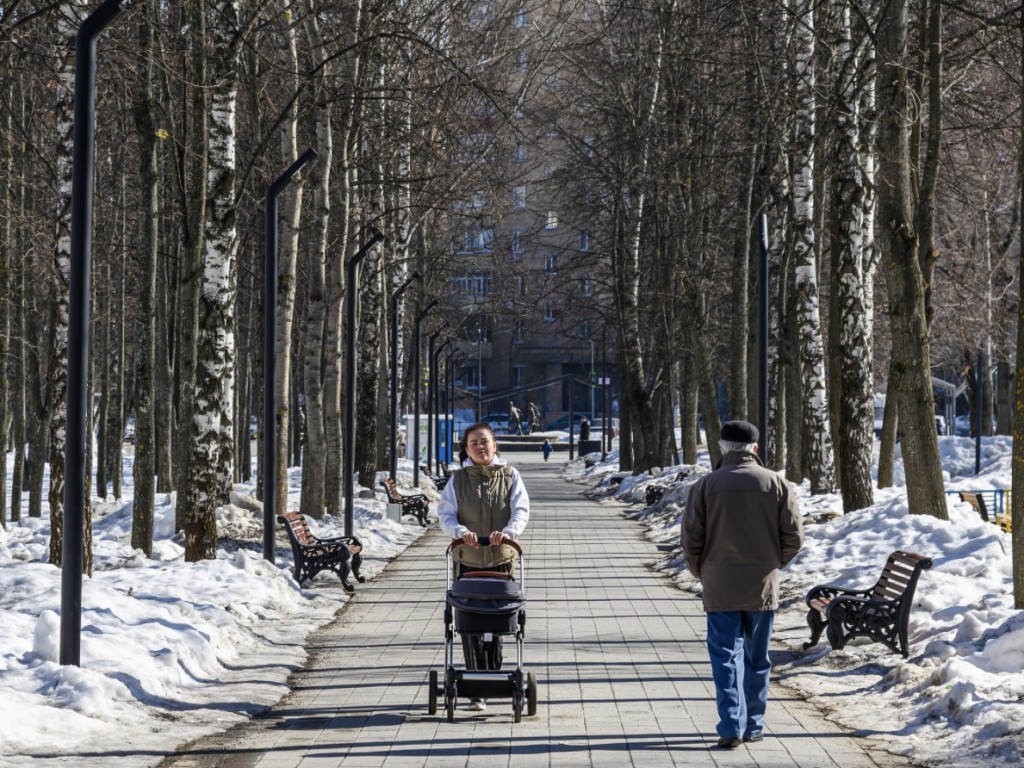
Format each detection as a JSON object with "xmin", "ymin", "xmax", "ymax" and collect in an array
[
  {"xmin": 380, "ymin": 477, "xmax": 400, "ymax": 501},
  {"xmin": 279, "ymin": 511, "xmax": 315, "ymax": 547},
  {"xmin": 869, "ymin": 550, "xmax": 933, "ymax": 602},
  {"xmin": 959, "ymin": 491, "xmax": 989, "ymax": 522}
]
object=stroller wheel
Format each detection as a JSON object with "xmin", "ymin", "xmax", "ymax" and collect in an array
[
  {"xmin": 513, "ymin": 694, "xmax": 523, "ymax": 723},
  {"xmin": 527, "ymin": 672, "xmax": 538, "ymax": 716},
  {"xmin": 427, "ymin": 670, "xmax": 438, "ymax": 715},
  {"xmin": 445, "ymin": 694, "xmax": 456, "ymax": 722}
]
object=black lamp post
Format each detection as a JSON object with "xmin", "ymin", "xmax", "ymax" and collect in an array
[
  {"xmin": 756, "ymin": 213, "xmax": 769, "ymax": 463},
  {"xmin": 426, "ymin": 328, "xmax": 444, "ymax": 479},
  {"xmin": 61, "ymin": 0, "xmax": 128, "ymax": 668},
  {"xmin": 262, "ymin": 149, "xmax": 318, "ymax": 565},
  {"xmin": 389, "ymin": 272, "xmax": 420, "ymax": 483},
  {"xmin": 434, "ymin": 338, "xmax": 454, "ymax": 474},
  {"xmin": 344, "ymin": 229, "xmax": 385, "ymax": 538},
  {"xmin": 448, "ymin": 351, "xmax": 464, "ymax": 461},
  {"xmin": 412, "ymin": 300, "xmax": 439, "ymax": 488}
]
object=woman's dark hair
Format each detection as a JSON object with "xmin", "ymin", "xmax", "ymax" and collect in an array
[{"xmin": 459, "ymin": 422, "xmax": 497, "ymax": 463}]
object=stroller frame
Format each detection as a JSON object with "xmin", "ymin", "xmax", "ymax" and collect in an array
[{"xmin": 427, "ymin": 536, "xmax": 538, "ymax": 722}]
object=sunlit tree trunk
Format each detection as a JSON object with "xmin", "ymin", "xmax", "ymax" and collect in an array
[
  {"xmin": 789, "ymin": 0, "xmax": 835, "ymax": 494},
  {"xmin": 876, "ymin": 0, "xmax": 947, "ymax": 520}
]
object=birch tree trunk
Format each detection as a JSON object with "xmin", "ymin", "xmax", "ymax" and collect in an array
[
  {"xmin": 173, "ymin": 0, "xmax": 208, "ymax": 531},
  {"xmin": 790, "ymin": 0, "xmax": 835, "ymax": 494},
  {"xmin": 272, "ymin": 1, "xmax": 306, "ymax": 521},
  {"xmin": 832, "ymin": 2, "xmax": 874, "ymax": 512},
  {"xmin": 611, "ymin": 16, "xmax": 666, "ymax": 472},
  {"xmin": 324, "ymin": 0, "xmax": 364, "ymax": 517},
  {"xmin": 49, "ymin": 1, "xmax": 85, "ymax": 566},
  {"xmin": 186, "ymin": 0, "xmax": 240, "ymax": 560},
  {"xmin": 299, "ymin": 4, "xmax": 332, "ymax": 520}
]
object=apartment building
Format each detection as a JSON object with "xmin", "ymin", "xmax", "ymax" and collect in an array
[{"xmin": 444, "ymin": 1, "xmax": 613, "ymax": 426}]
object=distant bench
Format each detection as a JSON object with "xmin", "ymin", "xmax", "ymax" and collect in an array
[
  {"xmin": 803, "ymin": 550, "xmax": 932, "ymax": 658},
  {"xmin": 381, "ymin": 477, "xmax": 430, "ymax": 526},
  {"xmin": 950, "ymin": 490, "xmax": 1012, "ymax": 532},
  {"xmin": 278, "ymin": 512, "xmax": 363, "ymax": 593}
]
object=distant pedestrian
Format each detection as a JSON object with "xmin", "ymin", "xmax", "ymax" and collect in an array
[
  {"xmin": 541, "ymin": 439, "xmax": 552, "ymax": 461},
  {"xmin": 680, "ymin": 420, "xmax": 804, "ymax": 750},
  {"xmin": 578, "ymin": 416, "xmax": 590, "ymax": 442}
]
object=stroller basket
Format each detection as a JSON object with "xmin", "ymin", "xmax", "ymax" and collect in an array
[{"xmin": 447, "ymin": 577, "xmax": 525, "ymax": 634}]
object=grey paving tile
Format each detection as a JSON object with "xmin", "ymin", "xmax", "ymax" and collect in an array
[{"xmin": 160, "ymin": 456, "xmax": 913, "ymax": 768}]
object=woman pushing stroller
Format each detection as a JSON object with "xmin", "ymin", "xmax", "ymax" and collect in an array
[{"xmin": 436, "ymin": 422, "xmax": 530, "ymax": 711}]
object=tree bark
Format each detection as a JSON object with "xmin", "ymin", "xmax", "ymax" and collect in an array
[{"xmin": 875, "ymin": 0, "xmax": 947, "ymax": 519}]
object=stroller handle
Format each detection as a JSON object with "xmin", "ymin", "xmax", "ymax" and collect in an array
[{"xmin": 448, "ymin": 535, "xmax": 522, "ymax": 555}]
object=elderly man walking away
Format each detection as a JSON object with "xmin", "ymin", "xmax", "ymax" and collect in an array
[{"xmin": 681, "ymin": 420, "xmax": 804, "ymax": 750}]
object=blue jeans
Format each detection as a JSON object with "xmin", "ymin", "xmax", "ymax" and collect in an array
[{"xmin": 706, "ymin": 610, "xmax": 775, "ymax": 739}]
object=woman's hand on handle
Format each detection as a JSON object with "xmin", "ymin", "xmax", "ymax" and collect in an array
[
  {"xmin": 461, "ymin": 531, "xmax": 479, "ymax": 548},
  {"xmin": 488, "ymin": 531, "xmax": 506, "ymax": 546}
]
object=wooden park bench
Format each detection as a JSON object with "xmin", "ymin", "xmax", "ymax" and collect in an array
[
  {"xmin": 380, "ymin": 477, "xmax": 430, "ymax": 526},
  {"xmin": 803, "ymin": 550, "xmax": 933, "ymax": 658},
  {"xmin": 959, "ymin": 491, "xmax": 1012, "ymax": 532},
  {"xmin": 277, "ymin": 512, "xmax": 363, "ymax": 593}
]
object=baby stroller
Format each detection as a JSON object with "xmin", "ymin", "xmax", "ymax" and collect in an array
[{"xmin": 427, "ymin": 536, "xmax": 538, "ymax": 722}]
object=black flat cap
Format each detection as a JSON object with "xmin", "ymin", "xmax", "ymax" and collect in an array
[{"xmin": 721, "ymin": 420, "xmax": 759, "ymax": 443}]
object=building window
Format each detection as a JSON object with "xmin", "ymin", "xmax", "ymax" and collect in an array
[
  {"xmin": 516, "ymin": 49, "xmax": 528, "ymax": 71},
  {"xmin": 510, "ymin": 229, "xmax": 523, "ymax": 260},
  {"xmin": 579, "ymin": 230, "xmax": 590, "ymax": 251},
  {"xmin": 543, "ymin": 301, "xmax": 556, "ymax": 321},
  {"xmin": 577, "ymin": 320, "xmax": 591, "ymax": 338},
  {"xmin": 515, "ymin": 4, "xmax": 528, "ymax": 27},
  {"xmin": 544, "ymin": 254, "xmax": 558, "ymax": 274},
  {"xmin": 580, "ymin": 275, "xmax": 591, "ymax": 296},
  {"xmin": 450, "ymin": 274, "xmax": 493, "ymax": 297},
  {"xmin": 512, "ymin": 185, "xmax": 526, "ymax": 210},
  {"xmin": 545, "ymin": 210, "xmax": 558, "ymax": 229},
  {"xmin": 465, "ymin": 364, "xmax": 486, "ymax": 391},
  {"xmin": 515, "ymin": 275, "xmax": 526, "ymax": 297},
  {"xmin": 512, "ymin": 143, "xmax": 526, "ymax": 163},
  {"xmin": 543, "ymin": 163, "xmax": 556, "ymax": 180}
]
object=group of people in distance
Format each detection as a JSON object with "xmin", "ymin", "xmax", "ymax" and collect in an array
[{"xmin": 436, "ymin": 416, "xmax": 804, "ymax": 744}]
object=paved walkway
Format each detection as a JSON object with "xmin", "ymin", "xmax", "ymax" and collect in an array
[{"xmin": 162, "ymin": 455, "xmax": 910, "ymax": 768}]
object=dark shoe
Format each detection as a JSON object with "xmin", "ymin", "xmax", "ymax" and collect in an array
[
  {"xmin": 716, "ymin": 737, "xmax": 742, "ymax": 750},
  {"xmin": 356, "ymin": 575, "xmax": 367, "ymax": 583},
  {"xmin": 744, "ymin": 733, "xmax": 764, "ymax": 743},
  {"xmin": 342, "ymin": 581, "xmax": 355, "ymax": 594}
]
